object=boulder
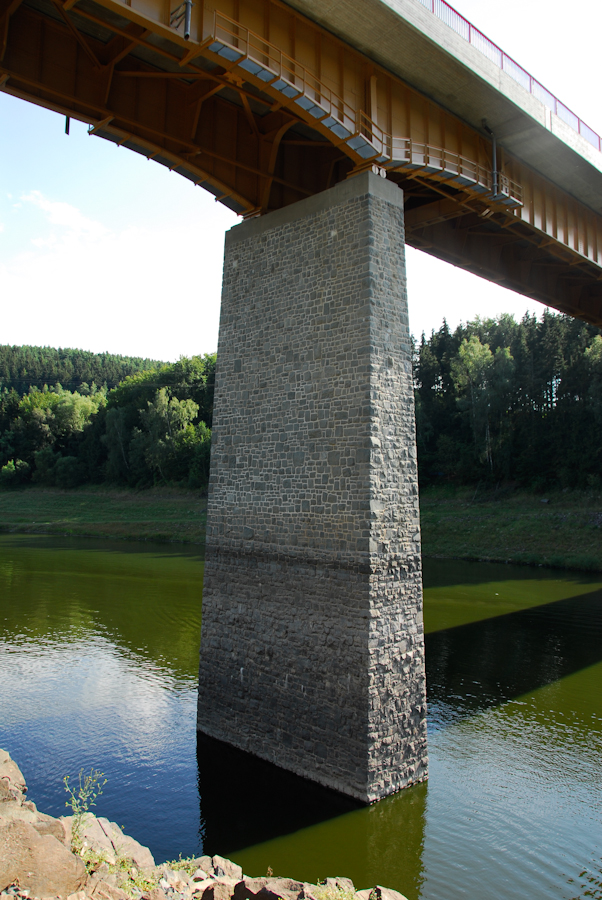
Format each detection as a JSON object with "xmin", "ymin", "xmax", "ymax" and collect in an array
[
  {"xmin": 298, "ymin": 884, "xmax": 322, "ymax": 900},
  {"xmin": 234, "ymin": 877, "xmax": 304, "ymax": 900},
  {"xmin": 324, "ymin": 879, "xmax": 355, "ymax": 894},
  {"xmin": 195, "ymin": 856, "xmax": 215, "ymax": 875},
  {"xmin": 88, "ymin": 880, "xmax": 130, "ymax": 900},
  {"xmin": 212, "ymin": 856, "xmax": 243, "ymax": 880},
  {"xmin": 32, "ymin": 813, "xmax": 69, "ymax": 844},
  {"xmin": 192, "ymin": 870, "xmax": 215, "ymax": 884},
  {"xmin": 0, "ymin": 750, "xmax": 27, "ymax": 798},
  {"xmin": 142, "ymin": 889, "xmax": 170, "ymax": 900},
  {"xmin": 0, "ymin": 820, "xmax": 87, "ymax": 897},
  {"xmin": 192, "ymin": 877, "xmax": 216, "ymax": 891},
  {"xmin": 355, "ymin": 888, "xmax": 409, "ymax": 900},
  {"xmin": 0, "ymin": 800, "xmax": 40, "ymax": 828},
  {"xmin": 62, "ymin": 814, "xmax": 155, "ymax": 869},
  {"xmin": 200, "ymin": 880, "xmax": 240, "ymax": 900}
]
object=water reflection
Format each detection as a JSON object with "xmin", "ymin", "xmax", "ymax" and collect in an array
[{"xmin": 0, "ymin": 536, "xmax": 601, "ymax": 900}]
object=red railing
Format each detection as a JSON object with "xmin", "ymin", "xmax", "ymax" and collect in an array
[{"xmin": 416, "ymin": 0, "xmax": 601, "ymax": 153}]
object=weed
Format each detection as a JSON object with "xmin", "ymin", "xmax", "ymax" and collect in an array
[
  {"xmin": 165, "ymin": 855, "xmax": 201, "ymax": 875},
  {"xmin": 63, "ymin": 768, "xmax": 107, "ymax": 853},
  {"xmin": 111, "ymin": 856, "xmax": 158, "ymax": 896},
  {"xmin": 314, "ymin": 884, "xmax": 356, "ymax": 900}
]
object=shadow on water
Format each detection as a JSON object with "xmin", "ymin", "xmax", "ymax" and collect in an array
[
  {"xmin": 197, "ymin": 732, "xmax": 428, "ymax": 897},
  {"xmin": 196, "ymin": 733, "xmax": 362, "ymax": 856},
  {"xmin": 426, "ymin": 587, "xmax": 602, "ymax": 728},
  {"xmin": 196, "ymin": 581, "xmax": 602, "ymax": 884}
]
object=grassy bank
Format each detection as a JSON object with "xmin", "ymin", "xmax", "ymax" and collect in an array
[
  {"xmin": 420, "ymin": 484, "xmax": 602, "ymax": 572},
  {"xmin": 0, "ymin": 485, "xmax": 207, "ymax": 544},
  {"xmin": 1, "ymin": 484, "xmax": 601, "ymax": 572}
]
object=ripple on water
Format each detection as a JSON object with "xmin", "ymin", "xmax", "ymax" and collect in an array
[{"xmin": 0, "ymin": 538, "xmax": 601, "ymax": 899}]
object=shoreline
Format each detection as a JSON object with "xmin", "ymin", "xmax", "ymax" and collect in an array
[
  {"xmin": 1, "ymin": 484, "xmax": 601, "ymax": 573},
  {"xmin": 0, "ymin": 749, "xmax": 406, "ymax": 900}
]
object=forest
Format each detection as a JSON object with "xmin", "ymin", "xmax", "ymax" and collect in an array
[
  {"xmin": 0, "ymin": 308, "xmax": 601, "ymax": 492},
  {"xmin": 0, "ymin": 345, "xmax": 162, "ymax": 394},
  {"xmin": 415, "ymin": 310, "xmax": 602, "ymax": 490},
  {"xmin": 0, "ymin": 350, "xmax": 214, "ymax": 489}
]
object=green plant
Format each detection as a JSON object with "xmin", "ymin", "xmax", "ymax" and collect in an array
[
  {"xmin": 110, "ymin": 856, "xmax": 158, "ymax": 896},
  {"xmin": 314, "ymin": 884, "xmax": 356, "ymax": 900},
  {"xmin": 165, "ymin": 855, "xmax": 200, "ymax": 875},
  {"xmin": 63, "ymin": 768, "xmax": 107, "ymax": 852}
]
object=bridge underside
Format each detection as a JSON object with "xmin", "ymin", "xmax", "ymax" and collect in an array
[{"xmin": 3, "ymin": 0, "xmax": 602, "ymax": 325}]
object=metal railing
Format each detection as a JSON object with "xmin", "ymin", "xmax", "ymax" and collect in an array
[
  {"xmin": 208, "ymin": 11, "xmax": 524, "ymax": 206},
  {"xmin": 211, "ymin": 13, "xmax": 391, "ymax": 162},
  {"xmin": 415, "ymin": 0, "xmax": 601, "ymax": 153},
  {"xmin": 389, "ymin": 138, "xmax": 523, "ymax": 206}
]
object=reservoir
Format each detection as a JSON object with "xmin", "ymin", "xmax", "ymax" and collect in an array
[{"xmin": 0, "ymin": 534, "xmax": 600, "ymax": 899}]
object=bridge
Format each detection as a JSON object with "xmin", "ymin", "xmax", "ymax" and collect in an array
[{"xmin": 3, "ymin": 0, "xmax": 601, "ymax": 802}]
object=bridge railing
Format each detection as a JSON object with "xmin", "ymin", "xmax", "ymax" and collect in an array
[
  {"xmin": 415, "ymin": 0, "xmax": 601, "ymax": 153},
  {"xmin": 213, "ymin": 13, "xmax": 356, "ymax": 138},
  {"xmin": 389, "ymin": 138, "xmax": 523, "ymax": 207},
  {"xmin": 212, "ymin": 12, "xmax": 391, "ymax": 162},
  {"xmin": 209, "ymin": 11, "xmax": 523, "ymax": 207}
]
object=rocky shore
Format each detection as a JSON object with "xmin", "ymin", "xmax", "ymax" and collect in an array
[{"xmin": 0, "ymin": 751, "xmax": 408, "ymax": 900}]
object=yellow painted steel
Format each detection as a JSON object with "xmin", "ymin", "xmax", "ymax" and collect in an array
[{"xmin": 2, "ymin": 0, "xmax": 602, "ymax": 323}]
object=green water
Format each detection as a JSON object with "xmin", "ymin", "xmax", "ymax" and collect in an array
[
  {"xmin": 231, "ymin": 560, "xmax": 602, "ymax": 900},
  {"xmin": 0, "ymin": 536, "xmax": 601, "ymax": 899}
]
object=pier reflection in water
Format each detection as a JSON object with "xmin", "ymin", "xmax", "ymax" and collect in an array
[{"xmin": 0, "ymin": 537, "xmax": 601, "ymax": 900}]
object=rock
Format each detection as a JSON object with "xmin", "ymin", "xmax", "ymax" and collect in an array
[
  {"xmin": 0, "ymin": 800, "xmax": 40, "ymax": 828},
  {"xmin": 96, "ymin": 817, "xmax": 155, "ymax": 869},
  {"xmin": 142, "ymin": 889, "xmax": 170, "ymax": 900},
  {"xmin": 192, "ymin": 878, "xmax": 215, "ymax": 893},
  {"xmin": 212, "ymin": 857, "xmax": 243, "ymax": 881},
  {"xmin": 33, "ymin": 814, "xmax": 69, "ymax": 844},
  {"xmin": 89, "ymin": 880, "xmax": 129, "ymax": 900},
  {"xmin": 196, "ymin": 857, "xmax": 214, "ymax": 876},
  {"xmin": 355, "ymin": 888, "xmax": 409, "ymax": 900},
  {"xmin": 0, "ymin": 751, "xmax": 27, "ymax": 798},
  {"xmin": 324, "ymin": 879, "xmax": 355, "ymax": 894},
  {"xmin": 62, "ymin": 814, "xmax": 155, "ymax": 869},
  {"xmin": 200, "ymin": 881, "xmax": 239, "ymax": 900},
  {"xmin": 234, "ymin": 878, "xmax": 304, "ymax": 900},
  {"xmin": 0, "ymin": 820, "xmax": 87, "ymax": 897},
  {"xmin": 298, "ymin": 884, "xmax": 322, "ymax": 900}
]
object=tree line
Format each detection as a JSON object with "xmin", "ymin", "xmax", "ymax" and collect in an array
[
  {"xmin": 0, "ymin": 354, "xmax": 215, "ymax": 489},
  {"xmin": 1, "ymin": 309, "xmax": 601, "ymax": 492},
  {"xmin": 415, "ymin": 310, "xmax": 602, "ymax": 490},
  {"xmin": 0, "ymin": 345, "xmax": 162, "ymax": 395}
]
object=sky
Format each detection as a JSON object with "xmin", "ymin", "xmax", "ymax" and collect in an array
[{"xmin": 0, "ymin": 0, "xmax": 599, "ymax": 362}]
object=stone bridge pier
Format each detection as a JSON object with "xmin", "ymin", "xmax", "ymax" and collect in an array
[{"xmin": 197, "ymin": 172, "xmax": 428, "ymax": 803}]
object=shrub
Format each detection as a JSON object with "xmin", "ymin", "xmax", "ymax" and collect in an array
[{"xmin": 0, "ymin": 458, "xmax": 30, "ymax": 487}]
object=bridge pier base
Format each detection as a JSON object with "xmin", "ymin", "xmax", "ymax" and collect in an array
[{"xmin": 198, "ymin": 171, "xmax": 428, "ymax": 802}]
